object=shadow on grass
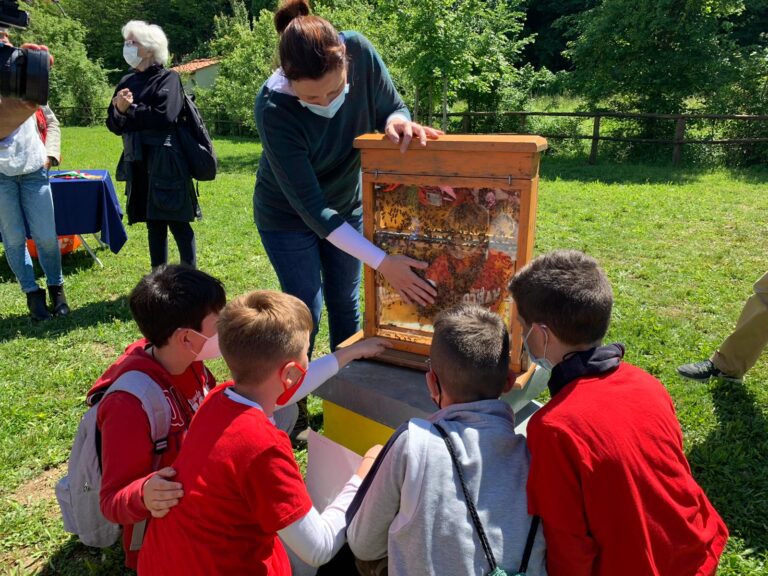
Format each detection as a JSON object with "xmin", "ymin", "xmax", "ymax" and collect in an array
[
  {"xmin": 539, "ymin": 156, "xmax": 768, "ymax": 186},
  {"xmin": 216, "ymin": 152, "xmax": 262, "ymax": 175},
  {"xmin": 688, "ymin": 379, "xmax": 768, "ymax": 555},
  {"xmin": 0, "ymin": 296, "xmax": 131, "ymax": 343},
  {"xmin": 37, "ymin": 537, "xmax": 132, "ymax": 576},
  {"xmin": 0, "ymin": 248, "xmax": 99, "ymax": 285},
  {"xmin": 212, "ymin": 134, "xmax": 263, "ymax": 175}
]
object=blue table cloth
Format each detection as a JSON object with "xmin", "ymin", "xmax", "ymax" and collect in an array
[{"xmin": 48, "ymin": 170, "xmax": 127, "ymax": 254}]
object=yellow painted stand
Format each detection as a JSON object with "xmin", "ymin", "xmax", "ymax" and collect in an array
[{"xmin": 323, "ymin": 400, "xmax": 395, "ymax": 455}]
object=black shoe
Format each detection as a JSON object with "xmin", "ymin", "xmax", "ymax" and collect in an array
[
  {"xmin": 26, "ymin": 288, "xmax": 52, "ymax": 321},
  {"xmin": 47, "ymin": 284, "xmax": 70, "ymax": 316},
  {"xmin": 290, "ymin": 397, "xmax": 311, "ymax": 447},
  {"xmin": 677, "ymin": 359, "xmax": 742, "ymax": 383}
]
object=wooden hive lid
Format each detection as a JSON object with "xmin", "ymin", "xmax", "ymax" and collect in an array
[{"xmin": 354, "ymin": 134, "xmax": 548, "ymax": 153}]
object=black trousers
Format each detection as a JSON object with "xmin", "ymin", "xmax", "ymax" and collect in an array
[{"xmin": 147, "ymin": 220, "xmax": 196, "ymax": 268}]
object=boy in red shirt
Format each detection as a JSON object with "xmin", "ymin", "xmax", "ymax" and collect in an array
[
  {"xmin": 138, "ymin": 290, "xmax": 385, "ymax": 576},
  {"xmin": 508, "ymin": 250, "xmax": 728, "ymax": 576},
  {"xmin": 92, "ymin": 265, "xmax": 226, "ymax": 569}
]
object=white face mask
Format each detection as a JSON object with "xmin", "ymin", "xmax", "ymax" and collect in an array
[
  {"xmin": 123, "ymin": 44, "xmax": 142, "ymax": 69},
  {"xmin": 190, "ymin": 330, "xmax": 221, "ymax": 361},
  {"xmin": 299, "ymin": 84, "xmax": 349, "ymax": 119},
  {"xmin": 523, "ymin": 324, "xmax": 554, "ymax": 372}
]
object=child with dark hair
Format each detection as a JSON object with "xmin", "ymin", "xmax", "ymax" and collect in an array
[
  {"xmin": 138, "ymin": 290, "xmax": 387, "ymax": 575},
  {"xmin": 89, "ymin": 265, "xmax": 226, "ymax": 569},
  {"xmin": 508, "ymin": 249, "xmax": 728, "ymax": 576},
  {"xmin": 347, "ymin": 304, "xmax": 546, "ymax": 576}
]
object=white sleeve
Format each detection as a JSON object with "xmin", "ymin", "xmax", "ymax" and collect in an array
[
  {"xmin": 278, "ymin": 475, "xmax": 362, "ymax": 567},
  {"xmin": 279, "ymin": 354, "xmax": 340, "ymax": 407},
  {"xmin": 326, "ymin": 222, "xmax": 386, "ymax": 270},
  {"xmin": 385, "ymin": 111, "xmax": 410, "ymax": 128}
]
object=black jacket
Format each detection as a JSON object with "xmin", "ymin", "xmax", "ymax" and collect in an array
[{"xmin": 107, "ymin": 65, "xmax": 196, "ymax": 224}]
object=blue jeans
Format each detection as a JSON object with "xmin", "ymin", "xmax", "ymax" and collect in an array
[
  {"xmin": 259, "ymin": 219, "xmax": 362, "ymax": 356},
  {"xmin": 0, "ymin": 168, "xmax": 64, "ymax": 293}
]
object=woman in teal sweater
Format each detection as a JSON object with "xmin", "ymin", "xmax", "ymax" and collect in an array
[{"xmin": 254, "ymin": 0, "xmax": 440, "ymax": 362}]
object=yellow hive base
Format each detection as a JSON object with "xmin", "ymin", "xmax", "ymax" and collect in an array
[{"xmin": 323, "ymin": 400, "xmax": 395, "ymax": 455}]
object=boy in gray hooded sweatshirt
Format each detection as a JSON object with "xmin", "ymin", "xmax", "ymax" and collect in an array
[{"xmin": 347, "ymin": 304, "xmax": 547, "ymax": 576}]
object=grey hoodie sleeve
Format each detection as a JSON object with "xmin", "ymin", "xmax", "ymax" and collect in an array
[{"xmin": 347, "ymin": 430, "xmax": 409, "ymax": 561}]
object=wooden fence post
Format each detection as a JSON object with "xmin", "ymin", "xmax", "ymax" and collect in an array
[
  {"xmin": 589, "ymin": 115, "xmax": 601, "ymax": 164},
  {"xmin": 519, "ymin": 113, "xmax": 527, "ymax": 133},
  {"xmin": 672, "ymin": 117, "xmax": 686, "ymax": 165},
  {"xmin": 462, "ymin": 113, "xmax": 471, "ymax": 133}
]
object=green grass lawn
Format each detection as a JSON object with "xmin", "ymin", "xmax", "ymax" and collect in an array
[{"xmin": 1, "ymin": 128, "xmax": 767, "ymax": 574}]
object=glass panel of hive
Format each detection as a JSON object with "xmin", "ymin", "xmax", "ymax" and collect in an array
[{"xmin": 373, "ymin": 183, "xmax": 521, "ymax": 339}]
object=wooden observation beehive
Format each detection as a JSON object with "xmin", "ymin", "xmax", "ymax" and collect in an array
[{"xmin": 355, "ymin": 134, "xmax": 548, "ymax": 373}]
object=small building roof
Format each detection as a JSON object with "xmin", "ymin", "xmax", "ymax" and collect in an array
[{"xmin": 171, "ymin": 58, "xmax": 220, "ymax": 74}]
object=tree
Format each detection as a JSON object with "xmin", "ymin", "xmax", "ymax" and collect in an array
[
  {"xmin": 378, "ymin": 0, "xmax": 533, "ymax": 129},
  {"xmin": 195, "ymin": 0, "xmax": 279, "ymax": 133},
  {"xmin": 565, "ymin": 0, "xmax": 743, "ymax": 114},
  {"xmin": 16, "ymin": 4, "xmax": 110, "ymax": 123},
  {"xmin": 153, "ymin": 0, "xmax": 233, "ymax": 62},
  {"xmin": 521, "ymin": 0, "xmax": 596, "ymax": 72},
  {"xmin": 728, "ymin": 0, "xmax": 768, "ymax": 49},
  {"xmin": 60, "ymin": 0, "xmax": 147, "ymax": 80}
]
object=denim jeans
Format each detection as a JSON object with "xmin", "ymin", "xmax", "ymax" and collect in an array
[
  {"xmin": 0, "ymin": 168, "xmax": 63, "ymax": 292},
  {"xmin": 259, "ymin": 218, "xmax": 362, "ymax": 356}
]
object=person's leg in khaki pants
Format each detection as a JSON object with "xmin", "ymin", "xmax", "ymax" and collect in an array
[{"xmin": 711, "ymin": 271, "xmax": 768, "ymax": 378}]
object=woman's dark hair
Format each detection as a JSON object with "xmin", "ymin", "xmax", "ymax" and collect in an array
[
  {"xmin": 274, "ymin": 0, "xmax": 345, "ymax": 81},
  {"xmin": 129, "ymin": 265, "xmax": 226, "ymax": 347}
]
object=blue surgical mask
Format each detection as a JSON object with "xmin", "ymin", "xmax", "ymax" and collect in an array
[
  {"xmin": 523, "ymin": 324, "xmax": 554, "ymax": 373},
  {"xmin": 123, "ymin": 44, "xmax": 142, "ymax": 69},
  {"xmin": 299, "ymin": 84, "xmax": 349, "ymax": 118}
]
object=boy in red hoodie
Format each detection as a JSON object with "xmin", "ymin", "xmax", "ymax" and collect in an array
[
  {"xmin": 89, "ymin": 265, "xmax": 226, "ymax": 569},
  {"xmin": 509, "ymin": 250, "xmax": 728, "ymax": 576}
]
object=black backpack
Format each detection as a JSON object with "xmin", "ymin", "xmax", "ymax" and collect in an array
[{"xmin": 175, "ymin": 76, "xmax": 217, "ymax": 181}]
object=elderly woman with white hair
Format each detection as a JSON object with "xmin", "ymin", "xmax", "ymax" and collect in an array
[{"xmin": 107, "ymin": 20, "xmax": 198, "ymax": 269}]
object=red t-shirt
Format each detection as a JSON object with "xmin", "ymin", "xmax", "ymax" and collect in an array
[
  {"xmin": 138, "ymin": 383, "xmax": 313, "ymax": 576},
  {"xmin": 95, "ymin": 340, "xmax": 214, "ymax": 569},
  {"xmin": 527, "ymin": 362, "xmax": 728, "ymax": 576}
]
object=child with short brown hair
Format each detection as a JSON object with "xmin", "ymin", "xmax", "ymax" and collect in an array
[{"xmin": 139, "ymin": 290, "xmax": 385, "ymax": 575}]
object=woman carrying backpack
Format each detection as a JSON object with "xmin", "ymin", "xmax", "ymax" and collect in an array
[{"xmin": 107, "ymin": 20, "xmax": 198, "ymax": 269}]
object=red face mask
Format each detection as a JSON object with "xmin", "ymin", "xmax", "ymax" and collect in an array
[{"xmin": 275, "ymin": 362, "xmax": 307, "ymax": 406}]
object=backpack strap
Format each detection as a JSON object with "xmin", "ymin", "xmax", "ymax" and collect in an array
[
  {"xmin": 35, "ymin": 108, "xmax": 48, "ymax": 144},
  {"xmin": 434, "ymin": 422, "xmax": 499, "ymax": 574},
  {"xmin": 516, "ymin": 515, "xmax": 541, "ymax": 575},
  {"xmin": 103, "ymin": 370, "xmax": 172, "ymax": 551},
  {"xmin": 105, "ymin": 370, "xmax": 172, "ymax": 451}
]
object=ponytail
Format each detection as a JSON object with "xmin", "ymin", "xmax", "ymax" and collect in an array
[
  {"xmin": 274, "ymin": 0, "xmax": 345, "ymax": 81},
  {"xmin": 274, "ymin": 0, "xmax": 310, "ymax": 34}
]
